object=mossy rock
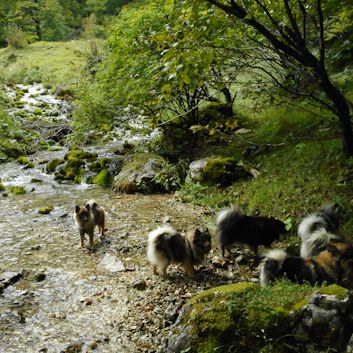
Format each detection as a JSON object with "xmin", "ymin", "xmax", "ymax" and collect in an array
[
  {"xmin": 38, "ymin": 206, "xmax": 54, "ymax": 214},
  {"xmin": 46, "ymin": 158, "xmax": 64, "ymax": 173},
  {"xmin": 93, "ymin": 169, "xmax": 112, "ymax": 187},
  {"xmin": 0, "ymin": 181, "xmax": 5, "ymax": 191},
  {"xmin": 113, "ymin": 153, "xmax": 181, "ymax": 194},
  {"xmin": 161, "ymin": 281, "xmax": 353, "ymax": 353},
  {"xmin": 8, "ymin": 186, "xmax": 26, "ymax": 195},
  {"xmin": 64, "ymin": 149, "xmax": 97, "ymax": 163},
  {"xmin": 188, "ymin": 156, "xmax": 251, "ymax": 187},
  {"xmin": 16, "ymin": 156, "xmax": 35, "ymax": 168}
]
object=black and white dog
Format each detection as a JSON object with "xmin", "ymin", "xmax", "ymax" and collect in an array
[
  {"xmin": 216, "ymin": 205, "xmax": 288, "ymax": 257},
  {"xmin": 298, "ymin": 204, "xmax": 341, "ymax": 258},
  {"xmin": 260, "ymin": 239, "xmax": 353, "ymax": 287}
]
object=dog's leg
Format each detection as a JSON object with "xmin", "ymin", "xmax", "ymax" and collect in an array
[
  {"xmin": 161, "ymin": 264, "xmax": 169, "ymax": 278},
  {"xmin": 99, "ymin": 224, "xmax": 104, "ymax": 238},
  {"xmin": 152, "ymin": 265, "xmax": 158, "ymax": 275},
  {"xmin": 89, "ymin": 232, "xmax": 94, "ymax": 248},
  {"xmin": 183, "ymin": 262, "xmax": 196, "ymax": 278},
  {"xmin": 79, "ymin": 231, "xmax": 85, "ymax": 248},
  {"xmin": 222, "ymin": 245, "xmax": 225, "ymax": 257}
]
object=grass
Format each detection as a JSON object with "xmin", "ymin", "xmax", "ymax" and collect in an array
[
  {"xmin": 0, "ymin": 40, "xmax": 100, "ymax": 91},
  {"xmin": 177, "ymin": 103, "xmax": 353, "ymax": 236}
]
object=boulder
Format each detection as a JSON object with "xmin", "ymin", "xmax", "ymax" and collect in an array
[
  {"xmin": 187, "ymin": 156, "xmax": 251, "ymax": 187},
  {"xmin": 113, "ymin": 153, "xmax": 180, "ymax": 194},
  {"xmin": 158, "ymin": 282, "xmax": 353, "ymax": 353}
]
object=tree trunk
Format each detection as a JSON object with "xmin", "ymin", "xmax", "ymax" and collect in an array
[{"xmin": 318, "ymin": 68, "xmax": 353, "ymax": 157}]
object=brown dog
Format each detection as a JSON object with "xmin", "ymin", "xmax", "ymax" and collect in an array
[
  {"xmin": 147, "ymin": 226, "xmax": 211, "ymax": 278},
  {"xmin": 74, "ymin": 199, "xmax": 105, "ymax": 248}
]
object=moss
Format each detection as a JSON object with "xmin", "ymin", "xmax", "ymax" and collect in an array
[
  {"xmin": 0, "ymin": 180, "xmax": 5, "ymax": 191},
  {"xmin": 318, "ymin": 284, "xmax": 348, "ymax": 300},
  {"xmin": 8, "ymin": 186, "xmax": 26, "ymax": 195},
  {"xmin": 46, "ymin": 158, "xmax": 64, "ymax": 173},
  {"xmin": 64, "ymin": 149, "xmax": 96, "ymax": 162},
  {"xmin": 93, "ymin": 169, "xmax": 112, "ymax": 187},
  {"xmin": 33, "ymin": 107, "xmax": 43, "ymax": 115},
  {"xmin": 200, "ymin": 156, "xmax": 250, "ymax": 187},
  {"xmin": 183, "ymin": 280, "xmax": 316, "ymax": 353},
  {"xmin": 16, "ymin": 155, "xmax": 34, "ymax": 168},
  {"xmin": 38, "ymin": 206, "xmax": 54, "ymax": 214}
]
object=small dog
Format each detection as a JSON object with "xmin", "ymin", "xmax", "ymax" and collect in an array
[
  {"xmin": 74, "ymin": 199, "xmax": 105, "ymax": 248},
  {"xmin": 260, "ymin": 239, "xmax": 353, "ymax": 287},
  {"xmin": 298, "ymin": 204, "xmax": 341, "ymax": 257},
  {"xmin": 216, "ymin": 205, "xmax": 288, "ymax": 257},
  {"xmin": 147, "ymin": 226, "xmax": 211, "ymax": 278}
]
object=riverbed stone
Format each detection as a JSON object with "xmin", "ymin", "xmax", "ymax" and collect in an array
[
  {"xmin": 113, "ymin": 153, "xmax": 181, "ymax": 194},
  {"xmin": 159, "ymin": 283, "xmax": 353, "ymax": 353},
  {"xmin": 0, "ymin": 271, "xmax": 23, "ymax": 289},
  {"xmin": 98, "ymin": 254, "xmax": 125, "ymax": 273}
]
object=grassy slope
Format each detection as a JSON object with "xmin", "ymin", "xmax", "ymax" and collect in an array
[
  {"xmin": 177, "ymin": 101, "xmax": 353, "ymax": 236},
  {"xmin": 0, "ymin": 40, "xmax": 92, "ymax": 90}
]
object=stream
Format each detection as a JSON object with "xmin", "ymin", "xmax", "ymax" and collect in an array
[{"xmin": 0, "ymin": 84, "xmax": 256, "ymax": 353}]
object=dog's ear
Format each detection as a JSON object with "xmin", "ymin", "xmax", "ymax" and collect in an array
[
  {"xmin": 194, "ymin": 228, "xmax": 201, "ymax": 236},
  {"xmin": 75, "ymin": 206, "xmax": 80, "ymax": 213},
  {"xmin": 85, "ymin": 204, "xmax": 90, "ymax": 211}
]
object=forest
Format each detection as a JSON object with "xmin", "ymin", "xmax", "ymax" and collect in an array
[{"xmin": 1, "ymin": 0, "xmax": 353, "ymax": 352}]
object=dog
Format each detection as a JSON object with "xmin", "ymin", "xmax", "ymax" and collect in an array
[
  {"xmin": 260, "ymin": 239, "xmax": 353, "ymax": 287},
  {"xmin": 74, "ymin": 199, "xmax": 105, "ymax": 248},
  {"xmin": 216, "ymin": 205, "xmax": 288, "ymax": 257},
  {"xmin": 147, "ymin": 226, "xmax": 211, "ymax": 278},
  {"xmin": 298, "ymin": 204, "xmax": 341, "ymax": 257}
]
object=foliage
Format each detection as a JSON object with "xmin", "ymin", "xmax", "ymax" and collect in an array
[
  {"xmin": 4, "ymin": 24, "xmax": 28, "ymax": 48},
  {"xmin": 0, "ymin": 0, "xmax": 134, "ymax": 46}
]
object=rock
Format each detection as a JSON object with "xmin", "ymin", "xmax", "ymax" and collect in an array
[
  {"xmin": 211, "ymin": 256, "xmax": 227, "ymax": 269},
  {"xmin": 159, "ymin": 283, "xmax": 353, "ymax": 353},
  {"xmin": 35, "ymin": 272, "xmax": 46, "ymax": 282},
  {"xmin": 0, "ymin": 271, "xmax": 22, "ymax": 289},
  {"xmin": 60, "ymin": 341, "xmax": 83, "ymax": 353},
  {"xmin": 132, "ymin": 280, "xmax": 147, "ymax": 291},
  {"xmin": 98, "ymin": 254, "xmax": 125, "ymax": 273},
  {"xmin": 187, "ymin": 156, "xmax": 252, "ymax": 187},
  {"xmin": 113, "ymin": 153, "xmax": 180, "ymax": 194},
  {"xmin": 162, "ymin": 216, "xmax": 170, "ymax": 224}
]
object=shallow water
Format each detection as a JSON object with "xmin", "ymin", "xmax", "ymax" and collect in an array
[{"xmin": 0, "ymin": 84, "xmax": 251, "ymax": 353}]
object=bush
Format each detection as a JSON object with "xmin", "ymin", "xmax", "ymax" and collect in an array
[{"xmin": 4, "ymin": 25, "xmax": 28, "ymax": 49}]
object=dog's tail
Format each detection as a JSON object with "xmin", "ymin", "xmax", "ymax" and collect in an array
[
  {"xmin": 300, "ymin": 227, "xmax": 341, "ymax": 257},
  {"xmin": 147, "ymin": 226, "xmax": 178, "ymax": 264},
  {"xmin": 298, "ymin": 214, "xmax": 327, "ymax": 239},
  {"xmin": 260, "ymin": 249, "xmax": 288, "ymax": 286},
  {"xmin": 216, "ymin": 205, "xmax": 242, "ymax": 256}
]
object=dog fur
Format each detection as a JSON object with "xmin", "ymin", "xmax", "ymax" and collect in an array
[
  {"xmin": 74, "ymin": 199, "xmax": 105, "ymax": 248},
  {"xmin": 260, "ymin": 240, "xmax": 353, "ymax": 287},
  {"xmin": 298, "ymin": 204, "xmax": 341, "ymax": 257},
  {"xmin": 216, "ymin": 205, "xmax": 288, "ymax": 257},
  {"xmin": 147, "ymin": 226, "xmax": 211, "ymax": 278}
]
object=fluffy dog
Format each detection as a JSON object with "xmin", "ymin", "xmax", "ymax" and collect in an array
[
  {"xmin": 74, "ymin": 199, "xmax": 105, "ymax": 248},
  {"xmin": 260, "ymin": 240, "xmax": 353, "ymax": 287},
  {"xmin": 216, "ymin": 206, "xmax": 288, "ymax": 257},
  {"xmin": 298, "ymin": 204, "xmax": 341, "ymax": 257},
  {"xmin": 147, "ymin": 226, "xmax": 211, "ymax": 278}
]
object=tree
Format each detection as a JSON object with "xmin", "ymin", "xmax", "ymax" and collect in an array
[{"xmin": 203, "ymin": 0, "xmax": 353, "ymax": 157}]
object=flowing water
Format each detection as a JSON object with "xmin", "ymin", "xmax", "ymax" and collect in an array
[{"xmin": 0, "ymin": 85, "xmax": 244, "ymax": 353}]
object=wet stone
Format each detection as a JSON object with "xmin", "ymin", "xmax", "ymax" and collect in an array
[
  {"xmin": 132, "ymin": 280, "xmax": 147, "ymax": 291},
  {"xmin": 0, "ymin": 271, "xmax": 22, "ymax": 288},
  {"xmin": 60, "ymin": 341, "xmax": 84, "ymax": 353}
]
